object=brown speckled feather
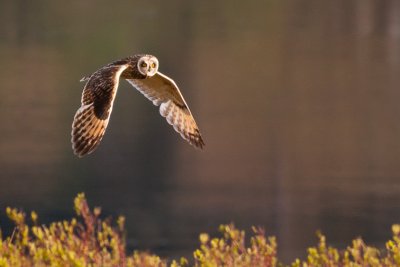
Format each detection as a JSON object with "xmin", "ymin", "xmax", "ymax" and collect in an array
[{"xmin": 71, "ymin": 64, "xmax": 129, "ymax": 157}]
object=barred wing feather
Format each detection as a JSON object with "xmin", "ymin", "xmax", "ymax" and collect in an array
[
  {"xmin": 126, "ymin": 72, "xmax": 205, "ymax": 149},
  {"xmin": 71, "ymin": 65, "xmax": 128, "ymax": 157}
]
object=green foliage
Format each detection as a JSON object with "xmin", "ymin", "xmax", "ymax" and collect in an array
[
  {"xmin": 2, "ymin": 193, "xmax": 400, "ymax": 266},
  {"xmin": 192, "ymin": 225, "xmax": 277, "ymax": 267},
  {"xmin": 0, "ymin": 193, "xmax": 166, "ymax": 267}
]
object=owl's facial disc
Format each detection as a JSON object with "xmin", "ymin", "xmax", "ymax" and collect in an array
[{"xmin": 137, "ymin": 56, "xmax": 159, "ymax": 77}]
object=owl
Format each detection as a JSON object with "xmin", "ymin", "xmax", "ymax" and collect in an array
[{"xmin": 71, "ymin": 54, "xmax": 205, "ymax": 157}]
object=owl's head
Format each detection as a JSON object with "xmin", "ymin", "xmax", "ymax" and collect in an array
[{"xmin": 137, "ymin": 55, "xmax": 159, "ymax": 77}]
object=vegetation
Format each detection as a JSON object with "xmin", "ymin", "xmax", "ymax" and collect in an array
[{"xmin": 1, "ymin": 194, "xmax": 400, "ymax": 266}]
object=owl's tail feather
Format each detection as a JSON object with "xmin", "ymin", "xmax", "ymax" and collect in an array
[{"xmin": 80, "ymin": 76, "xmax": 91, "ymax": 82}]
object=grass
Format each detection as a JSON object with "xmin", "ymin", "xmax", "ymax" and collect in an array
[{"xmin": 1, "ymin": 193, "xmax": 400, "ymax": 266}]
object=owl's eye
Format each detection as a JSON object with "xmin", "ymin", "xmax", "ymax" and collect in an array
[
  {"xmin": 140, "ymin": 62, "xmax": 147, "ymax": 68},
  {"xmin": 151, "ymin": 62, "xmax": 156, "ymax": 68}
]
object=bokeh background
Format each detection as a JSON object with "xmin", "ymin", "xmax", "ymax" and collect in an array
[{"xmin": 1, "ymin": 0, "xmax": 400, "ymax": 263}]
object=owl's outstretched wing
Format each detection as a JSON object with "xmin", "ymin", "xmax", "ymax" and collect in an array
[
  {"xmin": 126, "ymin": 72, "xmax": 205, "ymax": 149},
  {"xmin": 71, "ymin": 64, "xmax": 129, "ymax": 157}
]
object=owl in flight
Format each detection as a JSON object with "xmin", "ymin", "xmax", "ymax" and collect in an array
[{"xmin": 71, "ymin": 54, "xmax": 205, "ymax": 157}]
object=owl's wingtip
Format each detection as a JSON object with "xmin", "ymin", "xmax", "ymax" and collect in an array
[
  {"xmin": 73, "ymin": 149, "xmax": 86, "ymax": 158},
  {"xmin": 193, "ymin": 136, "xmax": 205, "ymax": 150}
]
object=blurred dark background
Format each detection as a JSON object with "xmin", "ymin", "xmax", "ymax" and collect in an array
[{"xmin": 1, "ymin": 0, "xmax": 400, "ymax": 263}]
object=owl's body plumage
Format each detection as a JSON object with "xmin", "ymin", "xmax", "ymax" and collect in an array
[{"xmin": 71, "ymin": 54, "xmax": 204, "ymax": 157}]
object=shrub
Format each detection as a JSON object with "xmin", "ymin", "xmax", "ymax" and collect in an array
[
  {"xmin": 0, "ymin": 193, "xmax": 166, "ymax": 267},
  {"xmin": 1, "ymin": 193, "xmax": 400, "ymax": 266}
]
